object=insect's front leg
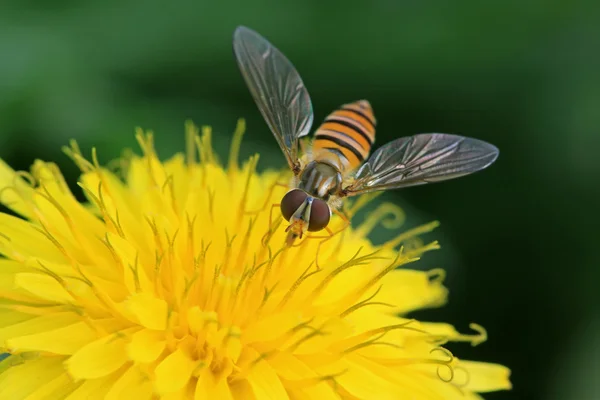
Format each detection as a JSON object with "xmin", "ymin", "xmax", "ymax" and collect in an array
[
  {"xmin": 261, "ymin": 203, "xmax": 283, "ymax": 247},
  {"xmin": 291, "ymin": 208, "xmax": 351, "ymax": 268},
  {"xmin": 244, "ymin": 173, "xmax": 289, "ymax": 215},
  {"xmin": 314, "ymin": 208, "xmax": 351, "ymax": 268}
]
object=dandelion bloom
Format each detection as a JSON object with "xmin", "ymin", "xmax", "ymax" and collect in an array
[{"xmin": 0, "ymin": 121, "xmax": 510, "ymax": 399}]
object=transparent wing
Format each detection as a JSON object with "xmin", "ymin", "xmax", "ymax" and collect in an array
[
  {"xmin": 233, "ymin": 26, "xmax": 314, "ymax": 172},
  {"xmin": 342, "ymin": 133, "xmax": 499, "ymax": 196}
]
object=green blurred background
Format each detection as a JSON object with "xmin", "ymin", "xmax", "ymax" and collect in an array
[{"xmin": 1, "ymin": 1, "xmax": 599, "ymax": 399}]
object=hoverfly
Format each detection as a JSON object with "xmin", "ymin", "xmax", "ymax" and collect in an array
[{"xmin": 233, "ymin": 26, "xmax": 499, "ymax": 245}]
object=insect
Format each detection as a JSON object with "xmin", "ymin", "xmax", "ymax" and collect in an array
[{"xmin": 233, "ymin": 26, "xmax": 499, "ymax": 246}]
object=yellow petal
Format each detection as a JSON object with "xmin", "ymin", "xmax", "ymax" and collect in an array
[
  {"xmin": 266, "ymin": 352, "xmax": 317, "ymax": 380},
  {"xmin": 341, "ymin": 306, "xmax": 420, "ymax": 350},
  {"xmin": 0, "ymin": 355, "xmax": 66, "ymax": 399},
  {"xmin": 267, "ymin": 352, "xmax": 339, "ymax": 399},
  {"xmin": 65, "ymin": 335, "xmax": 128, "ymax": 380},
  {"xmin": 230, "ymin": 378, "xmax": 256, "ymax": 400},
  {"xmin": 14, "ymin": 273, "xmax": 75, "ymax": 303},
  {"xmin": 330, "ymin": 359, "xmax": 403, "ymax": 400},
  {"xmin": 126, "ymin": 155, "xmax": 176, "ymax": 222},
  {"xmin": 0, "ymin": 158, "xmax": 35, "ymax": 217},
  {"xmin": 19, "ymin": 258, "xmax": 78, "ymax": 280},
  {"xmin": 195, "ymin": 369, "xmax": 234, "ymax": 400},
  {"xmin": 394, "ymin": 365, "xmax": 485, "ymax": 399},
  {"xmin": 459, "ymin": 360, "xmax": 512, "ymax": 392},
  {"xmin": 186, "ymin": 306, "xmax": 205, "ymax": 334},
  {"xmin": 64, "ymin": 369, "xmax": 123, "ymax": 400},
  {"xmin": 29, "ymin": 161, "xmax": 107, "ymax": 240},
  {"xmin": 24, "ymin": 372, "xmax": 79, "ymax": 400},
  {"xmin": 0, "ymin": 312, "xmax": 80, "ymax": 345},
  {"xmin": 0, "ymin": 213, "xmax": 65, "ymax": 262},
  {"xmin": 106, "ymin": 232, "xmax": 153, "ymax": 294},
  {"xmin": 79, "ymin": 170, "xmax": 145, "ymax": 246},
  {"xmin": 127, "ymin": 329, "xmax": 166, "ymax": 363},
  {"xmin": 6, "ymin": 321, "xmax": 97, "ymax": 355},
  {"xmin": 245, "ymin": 348, "xmax": 289, "ymax": 400},
  {"xmin": 308, "ymin": 354, "xmax": 438, "ymax": 400},
  {"xmin": 0, "ymin": 258, "xmax": 35, "ymax": 280},
  {"xmin": 293, "ymin": 317, "xmax": 352, "ymax": 355},
  {"xmin": 288, "ymin": 383, "xmax": 339, "ymax": 400},
  {"xmin": 0, "ymin": 303, "xmax": 68, "ymax": 318},
  {"xmin": 27, "ymin": 161, "xmax": 107, "ymax": 264},
  {"xmin": 154, "ymin": 347, "xmax": 195, "ymax": 394},
  {"xmin": 377, "ymin": 269, "xmax": 448, "ymax": 314},
  {"xmin": 125, "ymin": 292, "xmax": 168, "ymax": 330},
  {"xmin": 243, "ymin": 312, "xmax": 302, "ymax": 344},
  {"xmin": 0, "ymin": 307, "xmax": 34, "ymax": 328},
  {"xmin": 105, "ymin": 365, "xmax": 153, "ymax": 400}
]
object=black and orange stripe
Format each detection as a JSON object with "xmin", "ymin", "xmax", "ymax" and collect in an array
[{"xmin": 312, "ymin": 100, "xmax": 376, "ymax": 171}]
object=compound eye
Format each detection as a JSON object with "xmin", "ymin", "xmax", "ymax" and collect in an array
[
  {"xmin": 280, "ymin": 189, "xmax": 308, "ymax": 221},
  {"xmin": 308, "ymin": 199, "xmax": 331, "ymax": 232}
]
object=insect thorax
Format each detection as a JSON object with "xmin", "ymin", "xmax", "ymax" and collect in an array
[{"xmin": 298, "ymin": 161, "xmax": 343, "ymax": 200}]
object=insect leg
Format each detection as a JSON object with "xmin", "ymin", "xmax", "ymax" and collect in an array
[
  {"xmin": 290, "ymin": 209, "xmax": 351, "ymax": 268},
  {"xmin": 244, "ymin": 174, "xmax": 289, "ymax": 215},
  {"xmin": 261, "ymin": 203, "xmax": 282, "ymax": 247}
]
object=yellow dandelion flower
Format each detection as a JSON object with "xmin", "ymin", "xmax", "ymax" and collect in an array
[{"xmin": 0, "ymin": 121, "xmax": 511, "ymax": 399}]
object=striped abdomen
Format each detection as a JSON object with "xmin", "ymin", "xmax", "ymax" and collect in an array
[{"xmin": 312, "ymin": 100, "xmax": 376, "ymax": 171}]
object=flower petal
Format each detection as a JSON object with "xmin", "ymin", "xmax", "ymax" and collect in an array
[
  {"xmin": 106, "ymin": 232, "xmax": 153, "ymax": 294},
  {"xmin": 79, "ymin": 169, "xmax": 154, "ymax": 265},
  {"xmin": 154, "ymin": 347, "xmax": 195, "ymax": 394},
  {"xmin": 65, "ymin": 335, "xmax": 129, "ymax": 380},
  {"xmin": 195, "ymin": 369, "xmax": 234, "ymax": 400},
  {"xmin": 459, "ymin": 360, "xmax": 512, "ymax": 392},
  {"xmin": 0, "ymin": 213, "xmax": 65, "ymax": 262},
  {"xmin": 105, "ymin": 365, "xmax": 153, "ymax": 400},
  {"xmin": 245, "ymin": 349, "xmax": 289, "ymax": 400},
  {"xmin": 126, "ymin": 328, "xmax": 166, "ymax": 363},
  {"xmin": 28, "ymin": 161, "xmax": 109, "ymax": 264},
  {"xmin": 266, "ymin": 352, "xmax": 319, "ymax": 381},
  {"xmin": 0, "ymin": 355, "xmax": 67, "ymax": 399},
  {"xmin": 14, "ymin": 272, "xmax": 75, "ymax": 303},
  {"xmin": 230, "ymin": 378, "xmax": 256, "ymax": 400},
  {"xmin": 0, "ymin": 312, "xmax": 80, "ymax": 346},
  {"xmin": 287, "ymin": 383, "xmax": 339, "ymax": 400},
  {"xmin": 6, "ymin": 321, "xmax": 97, "ymax": 355},
  {"xmin": 25, "ymin": 372, "xmax": 79, "ymax": 400},
  {"xmin": 267, "ymin": 352, "xmax": 339, "ymax": 399},
  {"xmin": 125, "ymin": 292, "xmax": 168, "ymax": 330},
  {"xmin": 377, "ymin": 269, "xmax": 448, "ymax": 314},
  {"xmin": 0, "ymin": 307, "xmax": 34, "ymax": 328},
  {"xmin": 243, "ymin": 312, "xmax": 302, "ymax": 344},
  {"xmin": 64, "ymin": 368, "xmax": 124, "ymax": 400},
  {"xmin": 322, "ymin": 357, "xmax": 406, "ymax": 400},
  {"xmin": 0, "ymin": 159, "xmax": 35, "ymax": 217},
  {"xmin": 293, "ymin": 317, "xmax": 352, "ymax": 355}
]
